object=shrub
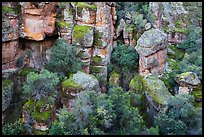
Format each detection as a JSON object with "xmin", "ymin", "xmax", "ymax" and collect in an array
[
  {"xmin": 2, "ymin": 119, "xmax": 24, "ymax": 135},
  {"xmin": 46, "ymin": 38, "xmax": 82, "ymax": 76},
  {"xmin": 111, "ymin": 44, "xmax": 139, "ymax": 72},
  {"xmin": 154, "ymin": 94, "xmax": 202, "ymax": 135},
  {"xmin": 22, "ymin": 69, "xmax": 60, "ymax": 100},
  {"xmin": 49, "ymin": 87, "xmax": 159, "ymax": 135}
]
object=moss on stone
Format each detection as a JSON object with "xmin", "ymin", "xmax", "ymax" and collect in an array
[
  {"xmin": 192, "ymin": 84, "xmax": 202, "ymax": 102},
  {"xmin": 90, "ymin": 66, "xmax": 101, "ymax": 74},
  {"xmin": 33, "ymin": 99, "xmax": 52, "ymax": 122},
  {"xmin": 2, "ymin": 79, "xmax": 12, "ymax": 89},
  {"xmin": 168, "ymin": 45, "xmax": 185, "ymax": 61},
  {"xmin": 19, "ymin": 67, "xmax": 35, "ymax": 77},
  {"xmin": 93, "ymin": 30, "xmax": 103, "ymax": 47},
  {"xmin": 24, "ymin": 98, "xmax": 34, "ymax": 112},
  {"xmin": 77, "ymin": 2, "xmax": 97, "ymax": 10},
  {"xmin": 109, "ymin": 71, "xmax": 121, "ymax": 86},
  {"xmin": 129, "ymin": 75, "xmax": 143, "ymax": 93},
  {"xmin": 58, "ymin": 21, "xmax": 72, "ymax": 28},
  {"xmin": 142, "ymin": 75, "xmax": 172, "ymax": 106},
  {"xmin": 91, "ymin": 55, "xmax": 102, "ymax": 66},
  {"xmin": 2, "ymin": 5, "xmax": 14, "ymax": 13},
  {"xmin": 62, "ymin": 79, "xmax": 81, "ymax": 92},
  {"xmin": 73, "ymin": 25, "xmax": 92, "ymax": 41}
]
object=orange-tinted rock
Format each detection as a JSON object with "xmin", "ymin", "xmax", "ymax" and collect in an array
[
  {"xmin": 136, "ymin": 29, "xmax": 167, "ymax": 76},
  {"xmin": 20, "ymin": 2, "xmax": 57, "ymax": 41}
]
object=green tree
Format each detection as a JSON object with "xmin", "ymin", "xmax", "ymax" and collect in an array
[
  {"xmin": 46, "ymin": 38, "xmax": 82, "ymax": 77},
  {"xmin": 2, "ymin": 119, "xmax": 25, "ymax": 135},
  {"xmin": 111, "ymin": 44, "xmax": 139, "ymax": 73},
  {"xmin": 49, "ymin": 88, "xmax": 158, "ymax": 135},
  {"xmin": 177, "ymin": 25, "xmax": 202, "ymax": 79},
  {"xmin": 154, "ymin": 94, "xmax": 202, "ymax": 135},
  {"xmin": 22, "ymin": 69, "xmax": 60, "ymax": 101}
]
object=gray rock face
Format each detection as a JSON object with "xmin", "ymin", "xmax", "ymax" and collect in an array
[
  {"xmin": 136, "ymin": 28, "xmax": 167, "ymax": 75},
  {"xmin": 175, "ymin": 72, "xmax": 201, "ymax": 87},
  {"xmin": 72, "ymin": 71, "xmax": 100, "ymax": 92},
  {"xmin": 142, "ymin": 74, "xmax": 172, "ymax": 111},
  {"xmin": 137, "ymin": 29, "xmax": 167, "ymax": 49}
]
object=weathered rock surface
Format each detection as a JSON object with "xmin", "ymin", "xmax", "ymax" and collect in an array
[
  {"xmin": 72, "ymin": 71, "xmax": 100, "ymax": 92},
  {"xmin": 136, "ymin": 29, "xmax": 167, "ymax": 75},
  {"xmin": 20, "ymin": 2, "xmax": 57, "ymax": 41},
  {"xmin": 22, "ymin": 98, "xmax": 56, "ymax": 135},
  {"xmin": 2, "ymin": 2, "xmax": 21, "ymax": 70},
  {"xmin": 175, "ymin": 72, "xmax": 201, "ymax": 94},
  {"xmin": 142, "ymin": 74, "xmax": 173, "ymax": 111}
]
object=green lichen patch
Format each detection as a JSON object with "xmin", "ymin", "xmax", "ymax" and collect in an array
[
  {"xmin": 33, "ymin": 99, "xmax": 52, "ymax": 123},
  {"xmin": 58, "ymin": 21, "xmax": 72, "ymax": 28},
  {"xmin": 23, "ymin": 98, "xmax": 34, "ymax": 112},
  {"xmin": 90, "ymin": 66, "xmax": 102, "ymax": 74},
  {"xmin": 2, "ymin": 79, "xmax": 12, "ymax": 89},
  {"xmin": 142, "ymin": 75, "xmax": 173, "ymax": 106},
  {"xmin": 192, "ymin": 84, "xmax": 202, "ymax": 103},
  {"xmin": 91, "ymin": 55, "xmax": 102, "ymax": 66},
  {"xmin": 73, "ymin": 25, "xmax": 92, "ymax": 41},
  {"xmin": 18, "ymin": 67, "xmax": 35, "ymax": 77},
  {"xmin": 129, "ymin": 75, "xmax": 143, "ymax": 93},
  {"xmin": 77, "ymin": 2, "xmax": 97, "ymax": 10},
  {"xmin": 93, "ymin": 30, "xmax": 103, "ymax": 47},
  {"xmin": 168, "ymin": 45, "xmax": 185, "ymax": 61},
  {"xmin": 2, "ymin": 5, "xmax": 15, "ymax": 14},
  {"xmin": 109, "ymin": 71, "xmax": 121, "ymax": 86},
  {"xmin": 62, "ymin": 79, "xmax": 81, "ymax": 93}
]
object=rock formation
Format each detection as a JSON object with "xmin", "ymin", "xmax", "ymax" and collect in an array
[
  {"xmin": 142, "ymin": 74, "xmax": 173, "ymax": 111},
  {"xmin": 58, "ymin": 2, "xmax": 116, "ymax": 92},
  {"xmin": 135, "ymin": 28, "xmax": 167, "ymax": 76},
  {"xmin": 175, "ymin": 72, "xmax": 201, "ymax": 94}
]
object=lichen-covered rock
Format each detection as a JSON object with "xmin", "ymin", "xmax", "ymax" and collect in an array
[
  {"xmin": 175, "ymin": 72, "xmax": 201, "ymax": 87},
  {"xmin": 75, "ymin": 2, "xmax": 97, "ymax": 24},
  {"xmin": 142, "ymin": 74, "xmax": 173, "ymax": 111},
  {"xmin": 72, "ymin": 71, "xmax": 100, "ymax": 92},
  {"xmin": 25, "ymin": 37, "xmax": 56, "ymax": 70},
  {"xmin": 174, "ymin": 72, "xmax": 201, "ymax": 95},
  {"xmin": 62, "ymin": 78, "xmax": 82, "ymax": 99},
  {"xmin": 90, "ymin": 66, "xmax": 107, "ymax": 92},
  {"xmin": 20, "ymin": 2, "xmax": 57, "ymax": 41},
  {"xmin": 129, "ymin": 75, "xmax": 143, "ymax": 93},
  {"xmin": 2, "ymin": 79, "xmax": 14, "ymax": 112},
  {"xmin": 73, "ymin": 24, "xmax": 94, "ymax": 47},
  {"xmin": 136, "ymin": 29, "xmax": 167, "ymax": 54},
  {"xmin": 22, "ymin": 97, "xmax": 56, "ymax": 135},
  {"xmin": 109, "ymin": 71, "xmax": 121, "ymax": 87},
  {"xmin": 136, "ymin": 29, "xmax": 167, "ymax": 75},
  {"xmin": 2, "ymin": 2, "xmax": 19, "ymax": 42}
]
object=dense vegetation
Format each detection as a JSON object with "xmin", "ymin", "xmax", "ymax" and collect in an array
[
  {"xmin": 2, "ymin": 2, "xmax": 202, "ymax": 135},
  {"xmin": 49, "ymin": 87, "xmax": 159, "ymax": 135}
]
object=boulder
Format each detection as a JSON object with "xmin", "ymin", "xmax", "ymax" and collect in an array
[
  {"xmin": 175, "ymin": 72, "xmax": 201, "ymax": 87},
  {"xmin": 142, "ymin": 74, "xmax": 173, "ymax": 111},
  {"xmin": 136, "ymin": 28, "xmax": 167, "ymax": 75},
  {"xmin": 72, "ymin": 71, "xmax": 100, "ymax": 92},
  {"xmin": 129, "ymin": 75, "xmax": 143, "ymax": 93}
]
